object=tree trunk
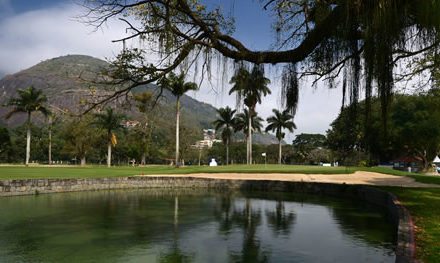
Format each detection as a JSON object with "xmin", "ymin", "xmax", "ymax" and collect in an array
[
  {"xmin": 421, "ymin": 150, "xmax": 429, "ymax": 172},
  {"xmin": 198, "ymin": 147, "xmax": 202, "ymax": 166},
  {"xmin": 175, "ymin": 98, "xmax": 180, "ymax": 167},
  {"xmin": 141, "ymin": 152, "xmax": 146, "ymax": 166},
  {"xmin": 245, "ymin": 135, "xmax": 249, "ymax": 165},
  {"xmin": 80, "ymin": 156, "xmax": 86, "ymax": 166},
  {"xmin": 226, "ymin": 138, "xmax": 229, "ymax": 166},
  {"xmin": 107, "ymin": 140, "xmax": 112, "ymax": 168},
  {"xmin": 278, "ymin": 140, "xmax": 282, "ymax": 165},
  {"xmin": 48, "ymin": 118, "xmax": 52, "ymax": 165},
  {"xmin": 25, "ymin": 112, "xmax": 31, "ymax": 166},
  {"xmin": 248, "ymin": 108, "xmax": 252, "ymax": 165}
]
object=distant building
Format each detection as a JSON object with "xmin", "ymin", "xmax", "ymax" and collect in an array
[
  {"xmin": 192, "ymin": 129, "xmax": 222, "ymax": 149},
  {"xmin": 203, "ymin": 129, "xmax": 216, "ymax": 141},
  {"xmin": 392, "ymin": 156, "xmax": 421, "ymax": 172},
  {"xmin": 123, "ymin": 120, "xmax": 140, "ymax": 128}
]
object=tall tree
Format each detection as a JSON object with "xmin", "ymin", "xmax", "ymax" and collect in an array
[
  {"xmin": 83, "ymin": 1, "xmax": 440, "ymax": 124},
  {"xmin": 265, "ymin": 109, "xmax": 296, "ymax": 164},
  {"xmin": 230, "ymin": 65, "xmax": 271, "ymax": 164},
  {"xmin": 159, "ymin": 72, "xmax": 198, "ymax": 167},
  {"xmin": 62, "ymin": 117, "xmax": 99, "ymax": 166},
  {"xmin": 327, "ymin": 90, "xmax": 440, "ymax": 169},
  {"xmin": 5, "ymin": 86, "xmax": 49, "ymax": 165},
  {"xmin": 213, "ymin": 106, "xmax": 237, "ymax": 166},
  {"xmin": 234, "ymin": 109, "xmax": 263, "ymax": 163},
  {"xmin": 292, "ymin": 133, "xmax": 328, "ymax": 164},
  {"xmin": 0, "ymin": 127, "xmax": 12, "ymax": 163},
  {"xmin": 133, "ymin": 91, "xmax": 154, "ymax": 165},
  {"xmin": 93, "ymin": 108, "xmax": 125, "ymax": 167}
]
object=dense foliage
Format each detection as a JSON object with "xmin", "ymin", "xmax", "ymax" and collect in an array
[
  {"xmin": 292, "ymin": 133, "xmax": 331, "ymax": 164},
  {"xmin": 82, "ymin": 0, "xmax": 440, "ymax": 121},
  {"xmin": 327, "ymin": 89, "xmax": 440, "ymax": 169}
]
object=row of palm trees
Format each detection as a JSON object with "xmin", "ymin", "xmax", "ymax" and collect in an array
[
  {"xmin": 4, "ymin": 87, "xmax": 126, "ymax": 167},
  {"xmin": 4, "ymin": 65, "xmax": 295, "ymax": 167},
  {"xmin": 214, "ymin": 107, "xmax": 295, "ymax": 165},
  {"xmin": 4, "ymin": 71, "xmax": 198, "ymax": 167},
  {"xmin": 216, "ymin": 64, "xmax": 296, "ymax": 165}
]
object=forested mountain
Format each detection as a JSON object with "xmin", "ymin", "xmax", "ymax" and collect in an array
[
  {"xmin": 0, "ymin": 55, "xmax": 278, "ymax": 144},
  {"xmin": 0, "ymin": 55, "xmax": 216, "ymax": 128}
]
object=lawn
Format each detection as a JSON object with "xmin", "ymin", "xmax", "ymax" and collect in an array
[
  {"xmin": 382, "ymin": 187, "xmax": 440, "ymax": 262},
  {"xmin": 0, "ymin": 164, "xmax": 355, "ymax": 180},
  {"xmin": 0, "ymin": 164, "xmax": 440, "ymax": 184},
  {"xmin": 357, "ymin": 166, "xmax": 440, "ymax": 185},
  {"xmin": 1, "ymin": 164, "xmax": 440, "ymax": 185}
]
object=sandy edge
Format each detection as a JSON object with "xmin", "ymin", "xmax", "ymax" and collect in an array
[{"xmin": 139, "ymin": 171, "xmax": 438, "ymax": 188}]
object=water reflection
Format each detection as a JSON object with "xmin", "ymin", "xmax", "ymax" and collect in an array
[
  {"xmin": 0, "ymin": 189, "xmax": 396, "ymax": 263},
  {"xmin": 159, "ymin": 196, "xmax": 194, "ymax": 263},
  {"xmin": 266, "ymin": 200, "xmax": 296, "ymax": 236},
  {"xmin": 228, "ymin": 198, "xmax": 270, "ymax": 263}
]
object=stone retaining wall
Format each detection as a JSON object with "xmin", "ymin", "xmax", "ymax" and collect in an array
[{"xmin": 0, "ymin": 176, "xmax": 416, "ymax": 263}]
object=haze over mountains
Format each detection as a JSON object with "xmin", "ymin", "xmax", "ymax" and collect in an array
[{"xmin": 0, "ymin": 55, "xmax": 279, "ymax": 144}]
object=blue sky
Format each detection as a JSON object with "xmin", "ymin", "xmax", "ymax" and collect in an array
[
  {"xmin": 3, "ymin": 0, "xmax": 275, "ymax": 49},
  {"xmin": 0, "ymin": 0, "xmax": 343, "ymax": 137},
  {"xmin": 5, "ymin": 0, "xmax": 62, "ymax": 13}
]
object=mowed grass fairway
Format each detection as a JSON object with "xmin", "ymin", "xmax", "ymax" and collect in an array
[
  {"xmin": 0, "ymin": 164, "xmax": 439, "ymax": 185},
  {"xmin": 0, "ymin": 164, "xmax": 356, "ymax": 180}
]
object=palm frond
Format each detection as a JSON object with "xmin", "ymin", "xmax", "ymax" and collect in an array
[
  {"xmin": 5, "ymin": 86, "xmax": 48, "ymax": 121},
  {"xmin": 266, "ymin": 108, "xmax": 297, "ymax": 140}
]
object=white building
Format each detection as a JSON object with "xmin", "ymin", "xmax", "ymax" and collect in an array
[{"xmin": 192, "ymin": 129, "xmax": 222, "ymax": 149}]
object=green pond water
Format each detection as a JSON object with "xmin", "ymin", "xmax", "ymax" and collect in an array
[{"xmin": 0, "ymin": 189, "xmax": 396, "ymax": 263}]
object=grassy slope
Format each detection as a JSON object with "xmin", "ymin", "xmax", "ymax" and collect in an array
[
  {"xmin": 381, "ymin": 187, "xmax": 440, "ymax": 262},
  {"xmin": 357, "ymin": 166, "xmax": 440, "ymax": 185}
]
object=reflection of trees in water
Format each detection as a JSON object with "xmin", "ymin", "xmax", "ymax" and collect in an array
[
  {"xmin": 230, "ymin": 199, "xmax": 270, "ymax": 263},
  {"xmin": 266, "ymin": 200, "xmax": 296, "ymax": 236},
  {"xmin": 159, "ymin": 196, "xmax": 194, "ymax": 263},
  {"xmin": 327, "ymin": 202, "xmax": 396, "ymax": 249},
  {"xmin": 214, "ymin": 197, "xmax": 270, "ymax": 263},
  {"xmin": 213, "ymin": 195, "xmax": 234, "ymax": 234},
  {"xmin": 0, "ymin": 190, "xmax": 395, "ymax": 262}
]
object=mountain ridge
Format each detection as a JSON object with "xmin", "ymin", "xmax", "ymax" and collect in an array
[{"xmin": 0, "ymin": 54, "xmax": 280, "ymax": 145}]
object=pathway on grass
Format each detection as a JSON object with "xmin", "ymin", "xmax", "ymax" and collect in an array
[{"xmin": 142, "ymin": 171, "xmax": 439, "ymax": 188}]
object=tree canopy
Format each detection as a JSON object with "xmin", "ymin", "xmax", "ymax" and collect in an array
[
  {"xmin": 265, "ymin": 109, "xmax": 296, "ymax": 141},
  {"xmin": 327, "ymin": 89, "xmax": 440, "ymax": 169},
  {"xmin": 82, "ymin": 0, "xmax": 440, "ymax": 116},
  {"xmin": 5, "ymin": 86, "xmax": 49, "ymax": 120}
]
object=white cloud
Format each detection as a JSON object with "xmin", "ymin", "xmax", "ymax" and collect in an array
[{"xmin": 0, "ymin": 3, "xmax": 126, "ymax": 74}]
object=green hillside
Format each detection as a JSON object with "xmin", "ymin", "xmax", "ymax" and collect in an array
[{"xmin": 0, "ymin": 55, "xmax": 279, "ymax": 144}]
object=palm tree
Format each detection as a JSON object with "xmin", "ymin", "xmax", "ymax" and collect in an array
[
  {"xmin": 234, "ymin": 109, "xmax": 263, "ymax": 163},
  {"xmin": 265, "ymin": 109, "xmax": 296, "ymax": 164},
  {"xmin": 159, "ymin": 72, "xmax": 198, "ymax": 167},
  {"xmin": 213, "ymin": 107, "xmax": 237, "ymax": 165},
  {"xmin": 5, "ymin": 86, "xmax": 49, "ymax": 166},
  {"xmin": 47, "ymin": 113, "xmax": 54, "ymax": 165},
  {"xmin": 93, "ymin": 108, "xmax": 125, "ymax": 167},
  {"xmin": 229, "ymin": 65, "xmax": 270, "ymax": 164}
]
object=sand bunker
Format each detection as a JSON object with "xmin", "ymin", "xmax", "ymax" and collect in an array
[{"xmin": 146, "ymin": 171, "xmax": 438, "ymax": 188}]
